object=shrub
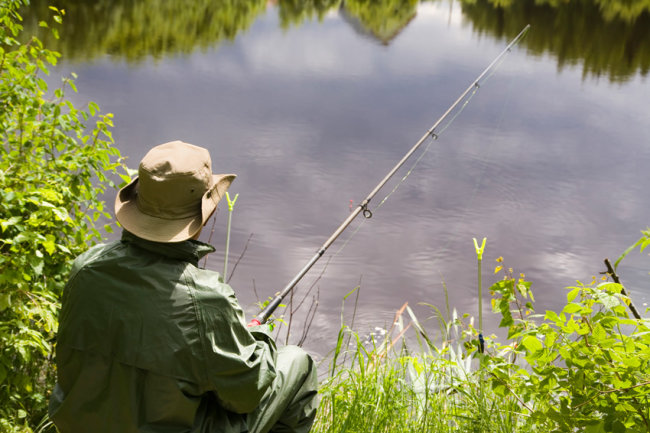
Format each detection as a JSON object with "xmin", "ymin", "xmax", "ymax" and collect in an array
[
  {"xmin": 485, "ymin": 257, "xmax": 650, "ymax": 432},
  {"xmin": 0, "ymin": 1, "xmax": 127, "ymax": 430}
]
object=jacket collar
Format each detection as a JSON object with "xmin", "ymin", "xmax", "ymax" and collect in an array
[{"xmin": 121, "ymin": 230, "xmax": 215, "ymax": 265}]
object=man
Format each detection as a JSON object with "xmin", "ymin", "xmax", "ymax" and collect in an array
[{"xmin": 49, "ymin": 140, "xmax": 318, "ymax": 433}]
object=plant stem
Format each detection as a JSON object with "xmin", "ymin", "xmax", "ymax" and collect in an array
[
  {"xmin": 478, "ymin": 254, "xmax": 483, "ymax": 337},
  {"xmin": 473, "ymin": 237, "xmax": 486, "ymax": 353}
]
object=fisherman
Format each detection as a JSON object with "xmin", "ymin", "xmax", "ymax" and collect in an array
[{"xmin": 49, "ymin": 140, "xmax": 319, "ymax": 433}]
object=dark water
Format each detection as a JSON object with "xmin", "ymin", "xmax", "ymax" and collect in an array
[{"xmin": 24, "ymin": 0, "xmax": 650, "ymax": 359}]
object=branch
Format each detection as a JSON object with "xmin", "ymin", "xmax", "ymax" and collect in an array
[
  {"xmin": 298, "ymin": 290, "xmax": 319, "ymax": 347},
  {"xmin": 573, "ymin": 380, "xmax": 650, "ymax": 410},
  {"xmin": 488, "ymin": 372, "xmax": 534, "ymax": 413},
  {"xmin": 603, "ymin": 258, "xmax": 642, "ymax": 320},
  {"xmin": 227, "ymin": 233, "xmax": 254, "ymax": 283}
]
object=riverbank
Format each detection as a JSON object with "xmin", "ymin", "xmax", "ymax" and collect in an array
[{"xmin": 308, "ymin": 251, "xmax": 650, "ymax": 432}]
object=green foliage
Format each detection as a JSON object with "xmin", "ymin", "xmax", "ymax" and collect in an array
[
  {"xmin": 315, "ymin": 237, "xmax": 650, "ymax": 432},
  {"xmin": 484, "ymin": 263, "xmax": 650, "ymax": 432},
  {"xmin": 0, "ymin": 1, "xmax": 127, "ymax": 430}
]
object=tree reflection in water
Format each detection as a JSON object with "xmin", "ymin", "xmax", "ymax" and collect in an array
[{"xmin": 21, "ymin": 0, "xmax": 650, "ymax": 81}]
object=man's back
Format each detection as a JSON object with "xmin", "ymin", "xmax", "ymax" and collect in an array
[{"xmin": 49, "ymin": 231, "xmax": 277, "ymax": 433}]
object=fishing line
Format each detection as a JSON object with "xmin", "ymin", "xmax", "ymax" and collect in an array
[
  {"xmin": 420, "ymin": 54, "xmax": 520, "ymax": 274},
  {"xmin": 251, "ymin": 25, "xmax": 531, "ymax": 325},
  {"xmin": 323, "ymin": 52, "xmax": 509, "ymax": 268},
  {"xmin": 463, "ymin": 61, "xmax": 518, "ymax": 211},
  {"xmin": 288, "ymin": 67, "xmax": 512, "ymax": 321}
]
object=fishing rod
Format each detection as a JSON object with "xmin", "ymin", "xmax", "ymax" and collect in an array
[{"xmin": 249, "ymin": 24, "xmax": 531, "ymax": 326}]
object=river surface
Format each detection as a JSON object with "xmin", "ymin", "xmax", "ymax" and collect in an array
[{"xmin": 24, "ymin": 0, "xmax": 650, "ymax": 360}]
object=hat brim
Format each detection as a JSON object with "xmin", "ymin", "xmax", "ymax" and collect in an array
[{"xmin": 115, "ymin": 173, "xmax": 236, "ymax": 243}]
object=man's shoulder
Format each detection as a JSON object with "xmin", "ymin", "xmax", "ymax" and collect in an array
[
  {"xmin": 184, "ymin": 267, "xmax": 235, "ymax": 301},
  {"xmin": 69, "ymin": 241, "xmax": 123, "ymax": 279}
]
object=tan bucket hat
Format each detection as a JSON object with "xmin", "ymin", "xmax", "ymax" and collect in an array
[{"xmin": 115, "ymin": 140, "xmax": 236, "ymax": 243}]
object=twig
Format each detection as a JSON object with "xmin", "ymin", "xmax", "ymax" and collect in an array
[
  {"xmin": 377, "ymin": 302, "xmax": 409, "ymax": 357},
  {"xmin": 298, "ymin": 289, "xmax": 320, "ymax": 347},
  {"xmin": 227, "ymin": 233, "xmax": 254, "ymax": 283},
  {"xmin": 573, "ymin": 380, "xmax": 650, "ymax": 410},
  {"xmin": 488, "ymin": 372, "xmax": 533, "ymax": 413},
  {"xmin": 601, "ymin": 380, "xmax": 650, "ymax": 395},
  {"xmin": 383, "ymin": 322, "xmax": 412, "ymax": 356},
  {"xmin": 292, "ymin": 258, "xmax": 329, "ymax": 313},
  {"xmin": 603, "ymin": 258, "xmax": 642, "ymax": 320},
  {"xmin": 284, "ymin": 256, "xmax": 332, "ymax": 344}
]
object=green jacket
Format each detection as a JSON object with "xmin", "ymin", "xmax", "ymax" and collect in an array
[{"xmin": 49, "ymin": 231, "xmax": 277, "ymax": 433}]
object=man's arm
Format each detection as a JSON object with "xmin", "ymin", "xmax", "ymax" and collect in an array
[{"xmin": 188, "ymin": 269, "xmax": 277, "ymax": 414}]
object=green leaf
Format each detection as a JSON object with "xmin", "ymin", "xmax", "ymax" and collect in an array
[
  {"xmin": 42, "ymin": 235, "xmax": 57, "ymax": 255},
  {"xmin": 0, "ymin": 216, "xmax": 22, "ymax": 232},
  {"xmin": 585, "ymin": 420, "xmax": 605, "ymax": 433},
  {"xmin": 53, "ymin": 207, "xmax": 70, "ymax": 221},
  {"xmin": 621, "ymin": 356, "xmax": 641, "ymax": 368},
  {"xmin": 592, "ymin": 323, "xmax": 607, "ymax": 341},
  {"xmin": 521, "ymin": 335, "xmax": 543, "ymax": 353},
  {"xmin": 612, "ymin": 420, "xmax": 626, "ymax": 433},
  {"xmin": 37, "ymin": 77, "xmax": 48, "ymax": 91},
  {"xmin": 89, "ymin": 101, "xmax": 99, "ymax": 116},
  {"xmin": 567, "ymin": 287, "xmax": 581, "ymax": 302},
  {"xmin": 30, "ymin": 256, "xmax": 44, "ymax": 276},
  {"xmin": 0, "ymin": 293, "xmax": 10, "ymax": 312},
  {"xmin": 545, "ymin": 310, "xmax": 560, "ymax": 324},
  {"xmin": 563, "ymin": 303, "xmax": 582, "ymax": 314},
  {"xmin": 545, "ymin": 331, "xmax": 557, "ymax": 348}
]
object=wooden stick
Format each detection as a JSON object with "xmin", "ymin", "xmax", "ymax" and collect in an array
[{"xmin": 604, "ymin": 258, "xmax": 642, "ymax": 320}]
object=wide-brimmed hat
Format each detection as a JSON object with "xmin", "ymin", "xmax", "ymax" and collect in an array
[{"xmin": 115, "ymin": 140, "xmax": 236, "ymax": 243}]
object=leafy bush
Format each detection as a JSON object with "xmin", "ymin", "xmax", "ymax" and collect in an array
[
  {"xmin": 0, "ymin": 1, "xmax": 127, "ymax": 430},
  {"xmin": 483, "ymin": 253, "xmax": 650, "ymax": 432}
]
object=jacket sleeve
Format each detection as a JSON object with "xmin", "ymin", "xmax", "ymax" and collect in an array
[{"xmin": 187, "ymin": 268, "xmax": 277, "ymax": 414}]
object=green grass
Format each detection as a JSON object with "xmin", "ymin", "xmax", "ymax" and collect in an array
[{"xmin": 312, "ymin": 304, "xmax": 535, "ymax": 433}]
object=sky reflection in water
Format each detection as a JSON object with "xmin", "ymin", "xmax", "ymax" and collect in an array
[{"xmin": 51, "ymin": 3, "xmax": 650, "ymax": 357}]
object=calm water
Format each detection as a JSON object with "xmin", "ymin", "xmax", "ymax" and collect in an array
[{"xmin": 25, "ymin": 0, "xmax": 650, "ymax": 358}]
